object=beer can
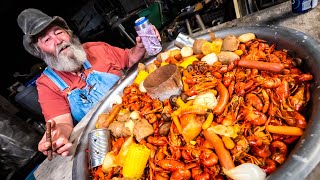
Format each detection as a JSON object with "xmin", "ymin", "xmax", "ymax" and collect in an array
[
  {"xmin": 312, "ymin": 0, "xmax": 318, "ymax": 8},
  {"xmin": 292, "ymin": 0, "xmax": 313, "ymax": 13},
  {"xmin": 88, "ymin": 129, "xmax": 111, "ymax": 169},
  {"xmin": 135, "ymin": 17, "xmax": 162, "ymax": 56},
  {"xmin": 174, "ymin": 32, "xmax": 195, "ymax": 49}
]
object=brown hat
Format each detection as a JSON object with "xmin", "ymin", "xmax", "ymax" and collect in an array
[{"xmin": 17, "ymin": 8, "xmax": 71, "ymax": 58}]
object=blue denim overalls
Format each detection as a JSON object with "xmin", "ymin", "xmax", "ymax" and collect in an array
[{"xmin": 43, "ymin": 60, "xmax": 120, "ymax": 122}]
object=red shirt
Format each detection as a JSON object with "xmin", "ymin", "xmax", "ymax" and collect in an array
[{"xmin": 36, "ymin": 42, "xmax": 130, "ymax": 120}]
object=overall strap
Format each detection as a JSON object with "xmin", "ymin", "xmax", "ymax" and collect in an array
[
  {"xmin": 83, "ymin": 60, "xmax": 92, "ymax": 70},
  {"xmin": 43, "ymin": 67, "xmax": 69, "ymax": 91}
]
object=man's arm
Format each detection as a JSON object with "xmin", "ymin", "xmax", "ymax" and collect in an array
[{"xmin": 128, "ymin": 36, "xmax": 146, "ymax": 67}]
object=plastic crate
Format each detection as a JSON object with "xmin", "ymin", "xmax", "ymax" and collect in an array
[{"xmin": 138, "ymin": 2, "xmax": 162, "ymax": 29}]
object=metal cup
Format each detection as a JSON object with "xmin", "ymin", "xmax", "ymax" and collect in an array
[
  {"xmin": 88, "ymin": 129, "xmax": 111, "ymax": 169},
  {"xmin": 174, "ymin": 32, "xmax": 195, "ymax": 48}
]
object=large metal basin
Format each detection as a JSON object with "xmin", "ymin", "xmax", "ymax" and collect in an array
[{"xmin": 73, "ymin": 25, "xmax": 320, "ymax": 180}]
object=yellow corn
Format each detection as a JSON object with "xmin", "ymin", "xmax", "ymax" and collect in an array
[
  {"xmin": 172, "ymin": 100, "xmax": 193, "ymax": 116},
  {"xmin": 185, "ymin": 100, "xmax": 194, "ymax": 106},
  {"xmin": 122, "ymin": 143, "xmax": 151, "ymax": 179},
  {"xmin": 179, "ymin": 56, "xmax": 198, "ymax": 69},
  {"xmin": 161, "ymin": 61, "xmax": 169, "ymax": 66},
  {"xmin": 234, "ymin": 49, "xmax": 243, "ymax": 56},
  {"xmin": 172, "ymin": 108, "xmax": 181, "ymax": 116},
  {"xmin": 211, "ymin": 38, "xmax": 223, "ymax": 54},
  {"xmin": 190, "ymin": 140, "xmax": 197, "ymax": 145},
  {"xmin": 201, "ymin": 42, "xmax": 215, "ymax": 55},
  {"xmin": 133, "ymin": 70, "xmax": 149, "ymax": 85},
  {"xmin": 176, "ymin": 97, "xmax": 186, "ymax": 107}
]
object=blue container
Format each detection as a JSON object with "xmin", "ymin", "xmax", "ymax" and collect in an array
[{"xmin": 292, "ymin": 0, "xmax": 313, "ymax": 13}]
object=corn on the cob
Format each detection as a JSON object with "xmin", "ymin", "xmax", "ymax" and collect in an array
[
  {"xmin": 122, "ymin": 143, "xmax": 150, "ymax": 179},
  {"xmin": 201, "ymin": 42, "xmax": 215, "ymax": 55},
  {"xmin": 211, "ymin": 38, "xmax": 223, "ymax": 54},
  {"xmin": 179, "ymin": 56, "xmax": 198, "ymax": 69},
  {"xmin": 160, "ymin": 61, "xmax": 169, "ymax": 66},
  {"xmin": 133, "ymin": 70, "xmax": 149, "ymax": 85}
]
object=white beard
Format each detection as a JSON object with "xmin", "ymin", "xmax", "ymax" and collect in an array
[{"xmin": 41, "ymin": 37, "xmax": 87, "ymax": 72}]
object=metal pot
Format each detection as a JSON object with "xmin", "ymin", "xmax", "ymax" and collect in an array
[{"xmin": 73, "ymin": 25, "xmax": 320, "ymax": 180}]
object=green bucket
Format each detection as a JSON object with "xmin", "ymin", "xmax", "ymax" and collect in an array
[{"xmin": 138, "ymin": 2, "xmax": 162, "ymax": 29}]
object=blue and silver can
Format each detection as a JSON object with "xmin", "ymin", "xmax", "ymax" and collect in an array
[
  {"xmin": 134, "ymin": 17, "xmax": 162, "ymax": 56},
  {"xmin": 88, "ymin": 129, "xmax": 111, "ymax": 169},
  {"xmin": 292, "ymin": 0, "xmax": 313, "ymax": 13}
]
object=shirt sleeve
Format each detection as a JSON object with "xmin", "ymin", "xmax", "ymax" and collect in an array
[
  {"xmin": 36, "ymin": 76, "xmax": 71, "ymax": 121},
  {"xmin": 83, "ymin": 42, "xmax": 130, "ymax": 71},
  {"xmin": 105, "ymin": 44, "xmax": 131, "ymax": 69}
]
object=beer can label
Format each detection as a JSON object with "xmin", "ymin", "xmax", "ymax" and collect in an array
[
  {"xmin": 135, "ymin": 17, "xmax": 162, "ymax": 56},
  {"xmin": 88, "ymin": 129, "xmax": 111, "ymax": 169}
]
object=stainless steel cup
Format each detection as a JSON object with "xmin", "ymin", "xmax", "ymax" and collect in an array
[
  {"xmin": 174, "ymin": 32, "xmax": 195, "ymax": 48},
  {"xmin": 88, "ymin": 129, "xmax": 111, "ymax": 169}
]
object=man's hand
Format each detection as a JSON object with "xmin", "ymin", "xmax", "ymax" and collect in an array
[
  {"xmin": 38, "ymin": 114, "xmax": 74, "ymax": 157},
  {"xmin": 151, "ymin": 25, "xmax": 161, "ymax": 42},
  {"xmin": 136, "ymin": 25, "xmax": 161, "ymax": 46},
  {"xmin": 128, "ymin": 25, "xmax": 162, "ymax": 66}
]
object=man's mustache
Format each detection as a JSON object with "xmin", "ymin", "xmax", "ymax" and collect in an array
[{"xmin": 56, "ymin": 42, "xmax": 71, "ymax": 55}]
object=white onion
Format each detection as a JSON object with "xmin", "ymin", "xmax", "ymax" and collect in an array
[
  {"xmin": 112, "ymin": 94, "xmax": 122, "ymax": 105},
  {"xmin": 102, "ymin": 153, "xmax": 117, "ymax": 173},
  {"xmin": 124, "ymin": 119, "xmax": 135, "ymax": 134},
  {"xmin": 224, "ymin": 163, "xmax": 266, "ymax": 180},
  {"xmin": 238, "ymin": 33, "xmax": 256, "ymax": 43},
  {"xmin": 193, "ymin": 91, "xmax": 217, "ymax": 109},
  {"xmin": 181, "ymin": 46, "xmax": 194, "ymax": 57},
  {"xmin": 201, "ymin": 53, "xmax": 218, "ymax": 66},
  {"xmin": 139, "ymin": 80, "xmax": 147, "ymax": 92},
  {"xmin": 187, "ymin": 95, "xmax": 197, "ymax": 100},
  {"xmin": 129, "ymin": 111, "xmax": 140, "ymax": 120}
]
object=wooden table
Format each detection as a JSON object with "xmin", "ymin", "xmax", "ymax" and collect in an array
[{"xmin": 34, "ymin": 1, "xmax": 320, "ymax": 179}]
